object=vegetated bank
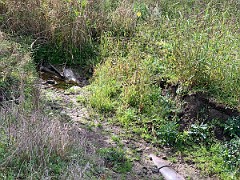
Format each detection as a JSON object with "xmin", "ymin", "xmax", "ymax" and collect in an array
[
  {"xmin": 1, "ymin": 0, "xmax": 239, "ymax": 179},
  {"xmin": 88, "ymin": 1, "xmax": 240, "ymax": 179}
]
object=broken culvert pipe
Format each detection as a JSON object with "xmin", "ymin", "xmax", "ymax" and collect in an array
[{"xmin": 149, "ymin": 154, "xmax": 185, "ymax": 180}]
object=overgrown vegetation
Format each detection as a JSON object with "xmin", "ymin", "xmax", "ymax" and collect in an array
[
  {"xmin": 0, "ymin": 32, "xmax": 107, "ymax": 179},
  {"xmin": 88, "ymin": 1, "xmax": 240, "ymax": 178},
  {"xmin": 1, "ymin": 0, "xmax": 239, "ymax": 179}
]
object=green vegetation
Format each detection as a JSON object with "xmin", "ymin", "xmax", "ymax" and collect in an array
[
  {"xmin": 1, "ymin": 0, "xmax": 239, "ymax": 179},
  {"xmin": 88, "ymin": 1, "xmax": 240, "ymax": 178},
  {"xmin": 99, "ymin": 147, "xmax": 132, "ymax": 173},
  {"xmin": 0, "ymin": 33, "xmax": 105, "ymax": 179},
  {"xmin": 187, "ymin": 140, "xmax": 240, "ymax": 179}
]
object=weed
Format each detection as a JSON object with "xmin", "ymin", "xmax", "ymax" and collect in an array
[
  {"xmin": 188, "ymin": 124, "xmax": 212, "ymax": 144},
  {"xmin": 89, "ymin": 91, "xmax": 115, "ymax": 113},
  {"xmin": 187, "ymin": 142, "xmax": 239, "ymax": 179},
  {"xmin": 98, "ymin": 147, "xmax": 132, "ymax": 173},
  {"xmin": 117, "ymin": 108, "xmax": 137, "ymax": 127},
  {"xmin": 76, "ymin": 95, "xmax": 86, "ymax": 104},
  {"xmin": 111, "ymin": 135, "xmax": 121, "ymax": 144},
  {"xmin": 133, "ymin": 2, "xmax": 149, "ymax": 21},
  {"xmin": 222, "ymin": 138, "xmax": 240, "ymax": 176},
  {"xmin": 96, "ymin": 123, "xmax": 103, "ymax": 129},
  {"xmin": 156, "ymin": 121, "xmax": 179, "ymax": 146},
  {"xmin": 224, "ymin": 117, "xmax": 240, "ymax": 138},
  {"xmin": 189, "ymin": 145, "xmax": 223, "ymax": 176},
  {"xmin": 89, "ymin": 79, "xmax": 120, "ymax": 113}
]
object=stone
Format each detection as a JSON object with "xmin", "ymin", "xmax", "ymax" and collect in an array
[
  {"xmin": 151, "ymin": 167, "xmax": 159, "ymax": 174},
  {"xmin": 46, "ymin": 80, "xmax": 56, "ymax": 84}
]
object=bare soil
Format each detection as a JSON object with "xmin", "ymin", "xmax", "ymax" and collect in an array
[
  {"xmin": 160, "ymin": 80, "xmax": 240, "ymax": 140},
  {"xmin": 179, "ymin": 92, "xmax": 240, "ymax": 140}
]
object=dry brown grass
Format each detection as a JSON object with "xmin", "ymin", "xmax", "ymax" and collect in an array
[
  {"xmin": 0, "ymin": 30, "xmax": 105, "ymax": 178},
  {"xmin": 1, "ymin": 0, "xmax": 106, "ymax": 48},
  {"xmin": 0, "ymin": 85, "xmax": 68, "ymax": 172},
  {"xmin": 0, "ymin": 88, "xmax": 103, "ymax": 178},
  {"xmin": 109, "ymin": 1, "xmax": 137, "ymax": 35},
  {"xmin": 1, "ymin": 0, "xmax": 138, "ymax": 49}
]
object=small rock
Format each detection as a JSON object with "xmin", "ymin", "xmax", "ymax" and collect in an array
[
  {"xmin": 136, "ymin": 148, "xmax": 143, "ymax": 153},
  {"xmin": 145, "ymin": 147, "xmax": 151, "ymax": 150},
  {"xmin": 136, "ymin": 171, "xmax": 144, "ymax": 177},
  {"xmin": 46, "ymin": 80, "xmax": 56, "ymax": 84},
  {"xmin": 142, "ymin": 167, "xmax": 148, "ymax": 175},
  {"xmin": 60, "ymin": 111, "xmax": 66, "ymax": 115},
  {"xmin": 129, "ymin": 144, "xmax": 138, "ymax": 149},
  {"xmin": 151, "ymin": 167, "xmax": 159, "ymax": 174},
  {"xmin": 122, "ymin": 140, "xmax": 130, "ymax": 144},
  {"xmin": 162, "ymin": 156, "xmax": 168, "ymax": 160}
]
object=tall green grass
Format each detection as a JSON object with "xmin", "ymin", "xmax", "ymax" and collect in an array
[
  {"xmin": 90, "ymin": 0, "xmax": 239, "ymax": 114},
  {"xmin": 156, "ymin": 0, "xmax": 240, "ymax": 107},
  {"xmin": 88, "ymin": 0, "xmax": 240, "ymax": 178}
]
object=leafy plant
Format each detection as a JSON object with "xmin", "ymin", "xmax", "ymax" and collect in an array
[
  {"xmin": 117, "ymin": 108, "xmax": 137, "ymax": 127},
  {"xmin": 188, "ymin": 124, "xmax": 211, "ymax": 144},
  {"xmin": 133, "ymin": 2, "xmax": 149, "ymax": 21},
  {"xmin": 222, "ymin": 138, "xmax": 240, "ymax": 175},
  {"xmin": 224, "ymin": 117, "xmax": 240, "ymax": 138},
  {"xmin": 157, "ymin": 121, "xmax": 179, "ymax": 146},
  {"xmin": 189, "ymin": 144, "xmax": 226, "ymax": 177}
]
